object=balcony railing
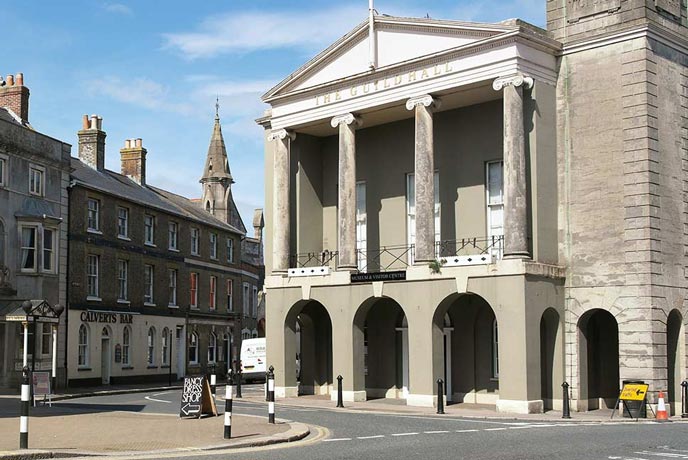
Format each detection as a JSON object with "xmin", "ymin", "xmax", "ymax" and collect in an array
[{"xmin": 289, "ymin": 235, "xmax": 504, "ymax": 275}]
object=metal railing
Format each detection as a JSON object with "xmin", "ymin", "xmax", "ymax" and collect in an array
[
  {"xmin": 356, "ymin": 244, "xmax": 415, "ymax": 273},
  {"xmin": 435, "ymin": 235, "xmax": 504, "ymax": 260},
  {"xmin": 290, "ymin": 251, "xmax": 339, "ymax": 269}
]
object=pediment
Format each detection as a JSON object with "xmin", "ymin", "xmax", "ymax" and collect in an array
[{"xmin": 263, "ymin": 17, "xmax": 517, "ymax": 101}]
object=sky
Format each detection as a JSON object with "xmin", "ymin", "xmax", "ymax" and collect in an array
[{"xmin": 0, "ymin": 0, "xmax": 544, "ymax": 232}]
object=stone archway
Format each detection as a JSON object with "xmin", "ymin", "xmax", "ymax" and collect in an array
[
  {"xmin": 578, "ymin": 309, "xmax": 619, "ymax": 411},
  {"xmin": 667, "ymin": 309, "xmax": 685, "ymax": 415}
]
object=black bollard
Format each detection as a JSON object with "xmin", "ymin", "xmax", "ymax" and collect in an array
[
  {"xmin": 267, "ymin": 365, "xmax": 275, "ymax": 424},
  {"xmin": 236, "ymin": 361, "xmax": 243, "ymax": 398},
  {"xmin": 437, "ymin": 379, "xmax": 445, "ymax": 415},
  {"xmin": 224, "ymin": 372, "xmax": 234, "ymax": 439},
  {"xmin": 562, "ymin": 381, "xmax": 572, "ymax": 419},
  {"xmin": 681, "ymin": 381, "xmax": 688, "ymax": 419},
  {"xmin": 337, "ymin": 375, "xmax": 344, "ymax": 408},
  {"xmin": 20, "ymin": 367, "xmax": 30, "ymax": 449}
]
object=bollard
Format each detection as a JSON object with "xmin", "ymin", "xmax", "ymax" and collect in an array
[
  {"xmin": 236, "ymin": 361, "xmax": 243, "ymax": 399},
  {"xmin": 224, "ymin": 372, "xmax": 233, "ymax": 439},
  {"xmin": 210, "ymin": 372, "xmax": 217, "ymax": 407},
  {"xmin": 682, "ymin": 381, "xmax": 688, "ymax": 419},
  {"xmin": 336, "ymin": 375, "xmax": 344, "ymax": 408},
  {"xmin": 437, "ymin": 379, "xmax": 445, "ymax": 415},
  {"xmin": 562, "ymin": 381, "xmax": 572, "ymax": 419},
  {"xmin": 267, "ymin": 365, "xmax": 275, "ymax": 424},
  {"xmin": 265, "ymin": 371, "xmax": 269, "ymax": 402},
  {"xmin": 19, "ymin": 367, "xmax": 29, "ymax": 449}
]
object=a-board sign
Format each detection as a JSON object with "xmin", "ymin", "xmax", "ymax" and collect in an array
[
  {"xmin": 32, "ymin": 371, "xmax": 51, "ymax": 397},
  {"xmin": 620, "ymin": 383, "xmax": 649, "ymax": 401},
  {"xmin": 179, "ymin": 375, "xmax": 218, "ymax": 418}
]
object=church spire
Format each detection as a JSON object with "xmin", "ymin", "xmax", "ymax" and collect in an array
[{"xmin": 200, "ymin": 100, "xmax": 234, "ymax": 185}]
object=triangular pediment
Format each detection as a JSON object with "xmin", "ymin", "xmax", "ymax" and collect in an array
[{"xmin": 263, "ymin": 16, "xmax": 519, "ymax": 101}]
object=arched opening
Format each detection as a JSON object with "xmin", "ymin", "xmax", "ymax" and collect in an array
[
  {"xmin": 353, "ymin": 297, "xmax": 407, "ymax": 400},
  {"xmin": 284, "ymin": 300, "xmax": 332, "ymax": 396},
  {"xmin": 578, "ymin": 309, "xmax": 619, "ymax": 411},
  {"xmin": 434, "ymin": 293, "xmax": 498, "ymax": 406},
  {"xmin": 540, "ymin": 308, "xmax": 563, "ymax": 411},
  {"xmin": 667, "ymin": 309, "xmax": 685, "ymax": 416}
]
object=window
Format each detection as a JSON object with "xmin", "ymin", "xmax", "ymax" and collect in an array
[
  {"xmin": 356, "ymin": 181, "xmax": 367, "ymax": 271},
  {"xmin": 168, "ymin": 222, "xmax": 178, "ymax": 250},
  {"xmin": 252, "ymin": 329, "xmax": 258, "ymax": 339},
  {"xmin": 242, "ymin": 329, "xmax": 251, "ymax": 340},
  {"xmin": 42, "ymin": 228, "xmax": 55, "ymax": 273},
  {"xmin": 492, "ymin": 319, "xmax": 499, "ymax": 379},
  {"xmin": 78, "ymin": 324, "xmax": 89, "ymax": 367},
  {"xmin": 117, "ymin": 207, "xmax": 129, "ymax": 238},
  {"xmin": 147, "ymin": 327, "xmax": 156, "ymax": 365},
  {"xmin": 486, "ymin": 161, "xmax": 504, "ymax": 259},
  {"xmin": 41, "ymin": 323, "xmax": 51, "ymax": 355},
  {"xmin": 20, "ymin": 226, "xmax": 37, "ymax": 271},
  {"xmin": 209, "ymin": 233, "xmax": 217, "ymax": 259},
  {"xmin": 0, "ymin": 155, "xmax": 6, "ymax": 187},
  {"xmin": 208, "ymin": 332, "xmax": 217, "ymax": 363},
  {"xmin": 223, "ymin": 333, "xmax": 232, "ymax": 365},
  {"xmin": 168, "ymin": 269, "xmax": 178, "ymax": 306},
  {"xmin": 87, "ymin": 199, "xmax": 100, "ymax": 231},
  {"xmin": 190, "ymin": 228, "xmax": 200, "ymax": 255},
  {"xmin": 226, "ymin": 238, "xmax": 234, "ymax": 263},
  {"xmin": 406, "ymin": 172, "xmax": 440, "ymax": 264},
  {"xmin": 243, "ymin": 283, "xmax": 250, "ymax": 316},
  {"xmin": 122, "ymin": 326, "xmax": 131, "ymax": 365},
  {"xmin": 144, "ymin": 264, "xmax": 154, "ymax": 304},
  {"xmin": 190, "ymin": 272, "xmax": 198, "ymax": 308},
  {"xmin": 117, "ymin": 259, "xmax": 128, "ymax": 301},
  {"xmin": 144, "ymin": 214, "xmax": 155, "ymax": 245},
  {"xmin": 227, "ymin": 279, "xmax": 233, "ymax": 311},
  {"xmin": 29, "ymin": 165, "xmax": 44, "ymax": 196},
  {"xmin": 188, "ymin": 333, "xmax": 198, "ymax": 364},
  {"xmin": 252, "ymin": 286, "xmax": 258, "ymax": 318},
  {"xmin": 162, "ymin": 328, "xmax": 170, "ymax": 365},
  {"xmin": 87, "ymin": 254, "xmax": 99, "ymax": 298},
  {"xmin": 209, "ymin": 276, "xmax": 217, "ymax": 310}
]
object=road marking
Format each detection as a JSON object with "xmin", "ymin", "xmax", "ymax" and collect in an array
[
  {"xmin": 323, "ymin": 438, "xmax": 352, "ymax": 442},
  {"xmin": 357, "ymin": 435, "xmax": 385, "ymax": 439},
  {"xmin": 391, "ymin": 432, "xmax": 419, "ymax": 437},
  {"xmin": 484, "ymin": 427, "xmax": 508, "ymax": 431},
  {"xmin": 144, "ymin": 396, "xmax": 172, "ymax": 404},
  {"xmin": 456, "ymin": 429, "xmax": 479, "ymax": 433},
  {"xmin": 508, "ymin": 425, "xmax": 536, "ymax": 429},
  {"xmin": 635, "ymin": 452, "xmax": 688, "ymax": 459},
  {"xmin": 424, "ymin": 430, "xmax": 449, "ymax": 434},
  {"xmin": 153, "ymin": 391, "xmax": 171, "ymax": 396}
]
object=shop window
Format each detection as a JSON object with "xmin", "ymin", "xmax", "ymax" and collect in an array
[
  {"xmin": 78, "ymin": 324, "xmax": 89, "ymax": 367},
  {"xmin": 122, "ymin": 326, "xmax": 131, "ymax": 365}
]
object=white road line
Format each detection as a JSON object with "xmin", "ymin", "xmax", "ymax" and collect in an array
[
  {"xmin": 153, "ymin": 391, "xmax": 171, "ymax": 397},
  {"xmin": 357, "ymin": 435, "xmax": 385, "ymax": 439},
  {"xmin": 484, "ymin": 427, "xmax": 508, "ymax": 431},
  {"xmin": 508, "ymin": 426, "xmax": 536, "ymax": 429},
  {"xmin": 391, "ymin": 432, "xmax": 419, "ymax": 437},
  {"xmin": 456, "ymin": 429, "xmax": 479, "ymax": 433},
  {"xmin": 635, "ymin": 452, "xmax": 688, "ymax": 459},
  {"xmin": 323, "ymin": 438, "xmax": 352, "ymax": 442},
  {"xmin": 144, "ymin": 396, "xmax": 172, "ymax": 404},
  {"xmin": 424, "ymin": 430, "xmax": 449, "ymax": 434}
]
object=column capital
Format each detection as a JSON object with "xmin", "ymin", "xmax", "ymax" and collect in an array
[
  {"xmin": 330, "ymin": 113, "xmax": 362, "ymax": 129},
  {"xmin": 268, "ymin": 129, "xmax": 296, "ymax": 141},
  {"xmin": 406, "ymin": 95, "xmax": 441, "ymax": 111},
  {"xmin": 492, "ymin": 74, "xmax": 534, "ymax": 91}
]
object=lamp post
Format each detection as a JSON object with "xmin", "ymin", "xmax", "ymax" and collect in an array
[
  {"xmin": 51, "ymin": 305, "xmax": 64, "ymax": 389},
  {"xmin": 21, "ymin": 301, "xmax": 32, "ymax": 368}
]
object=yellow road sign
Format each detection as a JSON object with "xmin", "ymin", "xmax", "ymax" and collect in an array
[{"xmin": 619, "ymin": 383, "xmax": 649, "ymax": 401}]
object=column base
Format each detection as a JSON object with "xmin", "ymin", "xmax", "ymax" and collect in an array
[
  {"xmin": 275, "ymin": 386, "xmax": 298, "ymax": 398},
  {"xmin": 496, "ymin": 399, "xmax": 544, "ymax": 414},
  {"xmin": 330, "ymin": 390, "xmax": 367, "ymax": 402},
  {"xmin": 336, "ymin": 265, "xmax": 358, "ymax": 272},
  {"xmin": 503, "ymin": 253, "xmax": 531, "ymax": 260},
  {"xmin": 406, "ymin": 393, "xmax": 440, "ymax": 408}
]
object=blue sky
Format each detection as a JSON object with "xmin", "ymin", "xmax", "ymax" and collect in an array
[{"xmin": 1, "ymin": 1, "xmax": 544, "ymax": 230}]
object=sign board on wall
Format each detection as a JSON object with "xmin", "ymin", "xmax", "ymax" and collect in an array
[
  {"xmin": 179, "ymin": 376, "xmax": 217, "ymax": 418},
  {"xmin": 655, "ymin": 0, "xmax": 681, "ymax": 18},
  {"xmin": 567, "ymin": 0, "xmax": 621, "ymax": 22}
]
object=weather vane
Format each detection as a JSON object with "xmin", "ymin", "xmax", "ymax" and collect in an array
[{"xmin": 215, "ymin": 96, "xmax": 220, "ymax": 120}]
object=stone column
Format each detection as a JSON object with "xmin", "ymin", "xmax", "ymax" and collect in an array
[
  {"xmin": 493, "ymin": 75, "xmax": 533, "ymax": 259},
  {"xmin": 331, "ymin": 113, "xmax": 361, "ymax": 271},
  {"xmin": 268, "ymin": 129, "xmax": 296, "ymax": 273},
  {"xmin": 406, "ymin": 95, "xmax": 440, "ymax": 263}
]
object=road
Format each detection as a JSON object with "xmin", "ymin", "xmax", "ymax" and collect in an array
[{"xmin": 42, "ymin": 385, "xmax": 688, "ymax": 460}]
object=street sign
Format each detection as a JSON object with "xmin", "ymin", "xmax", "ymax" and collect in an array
[
  {"xmin": 179, "ymin": 375, "xmax": 217, "ymax": 418},
  {"xmin": 620, "ymin": 383, "xmax": 649, "ymax": 401}
]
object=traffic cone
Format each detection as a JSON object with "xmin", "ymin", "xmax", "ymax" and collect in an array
[{"xmin": 656, "ymin": 391, "xmax": 670, "ymax": 422}]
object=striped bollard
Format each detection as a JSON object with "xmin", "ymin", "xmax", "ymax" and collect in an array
[
  {"xmin": 224, "ymin": 373, "xmax": 233, "ymax": 439},
  {"xmin": 20, "ymin": 367, "xmax": 30, "ymax": 449},
  {"xmin": 268, "ymin": 365, "xmax": 275, "ymax": 424},
  {"xmin": 210, "ymin": 372, "xmax": 217, "ymax": 407}
]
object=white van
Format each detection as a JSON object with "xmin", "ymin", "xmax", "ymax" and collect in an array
[{"xmin": 240, "ymin": 338, "xmax": 266, "ymax": 382}]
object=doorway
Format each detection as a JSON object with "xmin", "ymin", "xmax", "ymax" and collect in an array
[{"xmin": 101, "ymin": 327, "xmax": 111, "ymax": 385}]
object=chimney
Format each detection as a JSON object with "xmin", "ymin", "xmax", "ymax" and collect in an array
[
  {"xmin": 77, "ymin": 114, "xmax": 106, "ymax": 171},
  {"xmin": 253, "ymin": 208, "xmax": 264, "ymax": 241},
  {"xmin": 120, "ymin": 138, "xmax": 147, "ymax": 185},
  {"xmin": 0, "ymin": 73, "xmax": 30, "ymax": 124}
]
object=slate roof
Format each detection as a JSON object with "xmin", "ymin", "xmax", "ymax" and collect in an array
[
  {"xmin": 70, "ymin": 157, "xmax": 244, "ymax": 235},
  {"xmin": 0, "ymin": 107, "xmax": 31, "ymax": 129}
]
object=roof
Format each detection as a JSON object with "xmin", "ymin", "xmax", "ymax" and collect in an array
[
  {"xmin": 70, "ymin": 158, "xmax": 244, "ymax": 235},
  {"xmin": 0, "ymin": 107, "xmax": 32, "ymax": 129}
]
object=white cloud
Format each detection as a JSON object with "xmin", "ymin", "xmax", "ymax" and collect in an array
[
  {"xmin": 162, "ymin": 6, "xmax": 366, "ymax": 59},
  {"xmin": 103, "ymin": 3, "xmax": 133, "ymax": 15}
]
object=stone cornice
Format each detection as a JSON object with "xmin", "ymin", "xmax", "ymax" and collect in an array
[{"xmin": 561, "ymin": 24, "xmax": 688, "ymax": 57}]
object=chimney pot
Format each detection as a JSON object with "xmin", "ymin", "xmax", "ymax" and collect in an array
[
  {"xmin": 82, "ymin": 115, "xmax": 89, "ymax": 130},
  {"xmin": 135, "ymin": 138, "xmax": 142, "ymax": 148},
  {"xmin": 125, "ymin": 139, "xmax": 131, "ymax": 149},
  {"xmin": 78, "ymin": 114, "xmax": 106, "ymax": 171},
  {"xmin": 0, "ymin": 72, "xmax": 30, "ymax": 123},
  {"xmin": 15, "ymin": 73, "xmax": 23, "ymax": 86},
  {"xmin": 6, "ymin": 75, "xmax": 14, "ymax": 86}
]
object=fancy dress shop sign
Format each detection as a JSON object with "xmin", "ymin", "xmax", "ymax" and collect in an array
[{"xmin": 179, "ymin": 376, "xmax": 217, "ymax": 418}]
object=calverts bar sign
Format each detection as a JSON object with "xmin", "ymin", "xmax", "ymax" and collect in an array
[
  {"xmin": 351, "ymin": 271, "xmax": 406, "ymax": 283},
  {"xmin": 80, "ymin": 311, "xmax": 133, "ymax": 324}
]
